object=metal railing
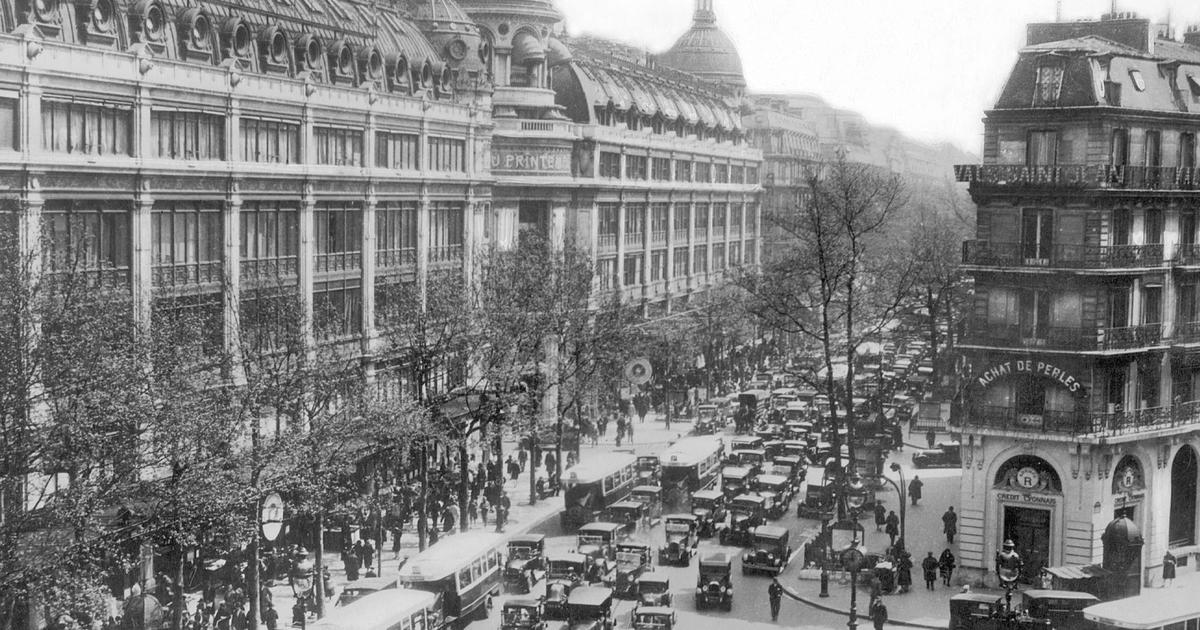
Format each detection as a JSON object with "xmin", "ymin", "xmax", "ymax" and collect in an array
[
  {"xmin": 961, "ymin": 321, "xmax": 1165, "ymax": 351},
  {"xmin": 152, "ymin": 261, "xmax": 223, "ymax": 287},
  {"xmin": 955, "ymin": 164, "xmax": 1200, "ymax": 191},
  {"xmin": 376, "ymin": 249, "xmax": 418, "ymax": 269},
  {"xmin": 598, "ymin": 233, "xmax": 618, "ymax": 251},
  {"xmin": 963, "ymin": 240, "xmax": 1165, "ymax": 269},
  {"xmin": 962, "ymin": 401, "xmax": 1200, "ymax": 437}
]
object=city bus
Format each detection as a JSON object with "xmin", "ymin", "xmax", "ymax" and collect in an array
[
  {"xmin": 309, "ymin": 589, "xmax": 439, "ymax": 630},
  {"xmin": 1083, "ymin": 586, "xmax": 1200, "ymax": 630},
  {"xmin": 397, "ymin": 531, "xmax": 505, "ymax": 629},
  {"xmin": 561, "ymin": 453, "xmax": 639, "ymax": 530},
  {"xmin": 658, "ymin": 436, "xmax": 724, "ymax": 508}
]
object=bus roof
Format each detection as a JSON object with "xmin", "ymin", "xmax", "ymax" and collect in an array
[
  {"xmin": 1022, "ymin": 589, "xmax": 1099, "ymax": 602},
  {"xmin": 308, "ymin": 590, "xmax": 436, "ymax": 630},
  {"xmin": 660, "ymin": 436, "xmax": 724, "ymax": 467},
  {"xmin": 579, "ymin": 522, "xmax": 624, "ymax": 535},
  {"xmin": 396, "ymin": 532, "xmax": 504, "ymax": 582},
  {"xmin": 564, "ymin": 453, "xmax": 638, "ymax": 484},
  {"xmin": 1083, "ymin": 588, "xmax": 1200, "ymax": 629}
]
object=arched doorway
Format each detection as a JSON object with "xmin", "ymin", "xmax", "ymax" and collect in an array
[
  {"xmin": 994, "ymin": 456, "xmax": 1063, "ymax": 582},
  {"xmin": 1170, "ymin": 446, "xmax": 1198, "ymax": 547}
]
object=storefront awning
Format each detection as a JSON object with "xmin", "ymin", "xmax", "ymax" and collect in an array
[{"xmin": 1046, "ymin": 564, "xmax": 1110, "ymax": 580}]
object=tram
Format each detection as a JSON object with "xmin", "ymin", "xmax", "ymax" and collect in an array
[
  {"xmin": 561, "ymin": 453, "xmax": 639, "ymax": 530},
  {"xmin": 658, "ymin": 436, "xmax": 724, "ymax": 508}
]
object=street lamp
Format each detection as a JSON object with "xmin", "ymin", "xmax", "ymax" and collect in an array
[
  {"xmin": 995, "ymin": 539, "xmax": 1023, "ymax": 619},
  {"xmin": 889, "ymin": 462, "xmax": 907, "ymax": 550},
  {"xmin": 843, "ymin": 476, "xmax": 868, "ymax": 630},
  {"xmin": 290, "ymin": 556, "xmax": 314, "ymax": 629}
]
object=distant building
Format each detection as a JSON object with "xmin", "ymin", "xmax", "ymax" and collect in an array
[{"xmin": 955, "ymin": 12, "xmax": 1200, "ymax": 587}]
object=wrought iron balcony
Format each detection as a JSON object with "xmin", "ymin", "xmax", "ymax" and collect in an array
[
  {"xmin": 962, "ymin": 240, "xmax": 1165, "ymax": 269},
  {"xmin": 962, "ymin": 402, "xmax": 1200, "ymax": 437},
  {"xmin": 954, "ymin": 164, "xmax": 1200, "ymax": 191},
  {"xmin": 961, "ymin": 321, "xmax": 1165, "ymax": 352}
]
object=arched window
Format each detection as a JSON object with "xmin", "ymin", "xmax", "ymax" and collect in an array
[
  {"xmin": 1170, "ymin": 446, "xmax": 1198, "ymax": 546},
  {"xmin": 993, "ymin": 455, "xmax": 1062, "ymax": 493}
]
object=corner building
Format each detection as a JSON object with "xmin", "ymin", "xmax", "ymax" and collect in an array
[{"xmin": 956, "ymin": 14, "xmax": 1200, "ymax": 586}]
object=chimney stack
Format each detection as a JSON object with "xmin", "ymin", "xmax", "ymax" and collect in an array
[{"xmin": 1185, "ymin": 25, "xmax": 1200, "ymax": 48}]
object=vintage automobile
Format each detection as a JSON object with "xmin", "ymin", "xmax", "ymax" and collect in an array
[
  {"xmin": 657, "ymin": 514, "xmax": 699, "ymax": 566},
  {"xmin": 689, "ymin": 489, "xmax": 727, "ymax": 538},
  {"xmin": 754, "ymin": 425, "xmax": 785, "ymax": 444},
  {"xmin": 576, "ymin": 522, "xmax": 625, "ymax": 561},
  {"xmin": 720, "ymin": 466, "xmax": 755, "ymax": 500},
  {"xmin": 630, "ymin": 485, "xmax": 664, "ymax": 524},
  {"xmin": 728, "ymin": 435, "xmax": 765, "ymax": 456},
  {"xmin": 334, "ymin": 576, "xmax": 396, "ymax": 607},
  {"xmin": 636, "ymin": 456, "xmax": 661, "ymax": 485},
  {"xmin": 563, "ymin": 586, "xmax": 616, "ymax": 630},
  {"xmin": 741, "ymin": 526, "xmax": 792, "ymax": 575},
  {"xmin": 631, "ymin": 606, "xmax": 677, "ymax": 630},
  {"xmin": 780, "ymin": 440, "xmax": 809, "ymax": 461},
  {"xmin": 770, "ymin": 456, "xmax": 805, "ymax": 492},
  {"xmin": 718, "ymin": 494, "xmax": 767, "ymax": 546},
  {"xmin": 731, "ymin": 449, "xmax": 767, "ymax": 474},
  {"xmin": 605, "ymin": 500, "xmax": 647, "ymax": 534},
  {"xmin": 543, "ymin": 553, "xmax": 589, "ymax": 619},
  {"xmin": 501, "ymin": 598, "xmax": 546, "ymax": 630},
  {"xmin": 754, "ymin": 474, "xmax": 794, "ymax": 510},
  {"xmin": 635, "ymin": 572, "xmax": 673, "ymax": 608},
  {"xmin": 505, "ymin": 535, "xmax": 546, "ymax": 593},
  {"xmin": 612, "ymin": 543, "xmax": 653, "ymax": 598},
  {"xmin": 797, "ymin": 479, "xmax": 835, "ymax": 520},
  {"xmin": 763, "ymin": 440, "xmax": 786, "ymax": 461},
  {"xmin": 695, "ymin": 404, "xmax": 721, "ymax": 435},
  {"xmin": 694, "ymin": 553, "xmax": 733, "ymax": 612},
  {"xmin": 913, "ymin": 442, "xmax": 962, "ymax": 469}
]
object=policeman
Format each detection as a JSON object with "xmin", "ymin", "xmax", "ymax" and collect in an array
[{"xmin": 768, "ymin": 577, "xmax": 784, "ymax": 621}]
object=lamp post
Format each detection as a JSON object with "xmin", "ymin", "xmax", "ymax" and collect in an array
[
  {"xmin": 889, "ymin": 462, "xmax": 907, "ymax": 549},
  {"xmin": 995, "ymin": 539, "xmax": 1023, "ymax": 620},
  {"xmin": 290, "ymin": 557, "xmax": 314, "ymax": 629},
  {"xmin": 843, "ymin": 476, "xmax": 868, "ymax": 630}
]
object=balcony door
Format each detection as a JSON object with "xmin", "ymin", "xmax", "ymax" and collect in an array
[
  {"xmin": 1019, "ymin": 289, "xmax": 1050, "ymax": 343},
  {"xmin": 1021, "ymin": 209, "xmax": 1053, "ymax": 263},
  {"xmin": 1016, "ymin": 376, "xmax": 1047, "ymax": 420},
  {"xmin": 1027, "ymin": 131, "xmax": 1058, "ymax": 166}
]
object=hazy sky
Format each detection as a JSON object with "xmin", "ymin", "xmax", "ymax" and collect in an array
[{"xmin": 556, "ymin": 0, "xmax": 1200, "ymax": 153}]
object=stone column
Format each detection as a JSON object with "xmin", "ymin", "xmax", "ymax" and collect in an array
[
  {"xmin": 362, "ymin": 183, "xmax": 377, "ymax": 354},
  {"xmin": 224, "ymin": 179, "xmax": 244, "ymax": 384},
  {"xmin": 299, "ymin": 183, "xmax": 316, "ymax": 350},
  {"xmin": 616, "ymin": 200, "xmax": 627, "ymax": 293}
]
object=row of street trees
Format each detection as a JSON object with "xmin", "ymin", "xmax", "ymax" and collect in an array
[{"xmin": 0, "ymin": 226, "xmax": 637, "ymax": 629}]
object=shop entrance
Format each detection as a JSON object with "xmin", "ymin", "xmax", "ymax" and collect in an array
[{"xmin": 1004, "ymin": 506, "xmax": 1051, "ymax": 583}]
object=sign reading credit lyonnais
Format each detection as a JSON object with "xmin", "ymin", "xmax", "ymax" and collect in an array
[
  {"xmin": 976, "ymin": 359, "xmax": 1083, "ymax": 394},
  {"xmin": 491, "ymin": 146, "xmax": 572, "ymax": 175},
  {"xmin": 996, "ymin": 492, "xmax": 1057, "ymax": 506}
]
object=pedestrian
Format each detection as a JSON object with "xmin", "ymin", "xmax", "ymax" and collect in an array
[
  {"xmin": 891, "ymin": 424, "xmax": 904, "ymax": 452},
  {"xmin": 262, "ymin": 603, "xmax": 278, "ymax": 630},
  {"xmin": 768, "ymin": 577, "xmax": 784, "ymax": 621},
  {"xmin": 870, "ymin": 597, "xmax": 889, "ymax": 630},
  {"xmin": 896, "ymin": 552, "xmax": 913, "ymax": 594},
  {"xmin": 909, "ymin": 475, "xmax": 923, "ymax": 507},
  {"xmin": 873, "ymin": 502, "xmax": 886, "ymax": 532},
  {"xmin": 480, "ymin": 497, "xmax": 490, "ymax": 528},
  {"xmin": 231, "ymin": 603, "xmax": 246, "ymax": 630},
  {"xmin": 361, "ymin": 538, "xmax": 375, "ymax": 574},
  {"xmin": 545, "ymin": 451, "xmax": 557, "ymax": 475},
  {"xmin": 922, "ymin": 552, "xmax": 938, "ymax": 590},
  {"xmin": 518, "ymin": 448, "xmax": 528, "ymax": 472},
  {"xmin": 598, "ymin": 413, "xmax": 608, "ymax": 438},
  {"xmin": 1163, "ymin": 551, "xmax": 1177, "ymax": 587},
  {"xmin": 616, "ymin": 415, "xmax": 627, "ymax": 442},
  {"xmin": 885, "ymin": 511, "xmax": 900, "ymax": 546},
  {"xmin": 939, "ymin": 549, "xmax": 956, "ymax": 587},
  {"xmin": 634, "ymin": 393, "xmax": 650, "ymax": 424},
  {"xmin": 468, "ymin": 497, "xmax": 478, "ymax": 525},
  {"xmin": 942, "ymin": 507, "xmax": 958, "ymax": 544},
  {"xmin": 926, "ymin": 428, "xmax": 937, "ymax": 449},
  {"xmin": 343, "ymin": 544, "xmax": 360, "ymax": 582}
]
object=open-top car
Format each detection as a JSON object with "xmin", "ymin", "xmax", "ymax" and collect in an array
[
  {"xmin": 612, "ymin": 543, "xmax": 652, "ymax": 598},
  {"xmin": 630, "ymin": 485, "xmax": 663, "ymax": 524},
  {"xmin": 576, "ymin": 522, "xmax": 624, "ymax": 561},
  {"xmin": 634, "ymin": 572, "xmax": 672, "ymax": 608},
  {"xmin": 605, "ymin": 500, "xmax": 647, "ymax": 534},
  {"xmin": 753, "ymin": 474, "xmax": 794, "ymax": 517},
  {"xmin": 564, "ymin": 586, "xmax": 616, "ymax": 630},
  {"xmin": 544, "ymin": 553, "xmax": 589, "ymax": 619},
  {"xmin": 657, "ymin": 514, "xmax": 698, "ymax": 566},
  {"xmin": 719, "ymin": 494, "xmax": 766, "ymax": 546},
  {"xmin": 741, "ymin": 526, "xmax": 792, "ymax": 575},
  {"xmin": 720, "ymin": 466, "xmax": 755, "ymax": 500},
  {"xmin": 689, "ymin": 489, "xmax": 726, "ymax": 538},
  {"xmin": 505, "ymin": 534, "xmax": 546, "ymax": 593},
  {"xmin": 636, "ymin": 456, "xmax": 661, "ymax": 485},
  {"xmin": 912, "ymin": 442, "xmax": 962, "ymax": 469},
  {"xmin": 631, "ymin": 606, "xmax": 677, "ymax": 630},
  {"xmin": 501, "ymin": 598, "xmax": 546, "ymax": 630},
  {"xmin": 694, "ymin": 553, "xmax": 733, "ymax": 612}
]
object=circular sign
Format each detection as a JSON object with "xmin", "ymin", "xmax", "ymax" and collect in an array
[
  {"xmin": 260, "ymin": 493, "xmax": 284, "ymax": 542},
  {"xmin": 1015, "ymin": 467, "xmax": 1041, "ymax": 490},
  {"xmin": 1118, "ymin": 466, "xmax": 1137, "ymax": 491},
  {"xmin": 624, "ymin": 358, "xmax": 652, "ymax": 386}
]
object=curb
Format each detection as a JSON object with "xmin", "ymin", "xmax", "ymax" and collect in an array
[{"xmin": 780, "ymin": 583, "xmax": 947, "ymax": 630}]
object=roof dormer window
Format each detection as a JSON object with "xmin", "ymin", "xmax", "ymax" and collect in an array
[
  {"xmin": 1129, "ymin": 68, "xmax": 1146, "ymax": 92},
  {"xmin": 1033, "ymin": 63, "xmax": 1064, "ymax": 106}
]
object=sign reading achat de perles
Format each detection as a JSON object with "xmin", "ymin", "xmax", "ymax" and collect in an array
[{"xmin": 975, "ymin": 359, "xmax": 1084, "ymax": 395}]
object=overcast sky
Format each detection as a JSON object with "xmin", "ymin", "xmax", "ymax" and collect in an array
[{"xmin": 556, "ymin": 0, "xmax": 1199, "ymax": 154}]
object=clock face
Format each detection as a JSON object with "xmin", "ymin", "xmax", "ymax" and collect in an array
[{"xmin": 1015, "ymin": 467, "xmax": 1041, "ymax": 490}]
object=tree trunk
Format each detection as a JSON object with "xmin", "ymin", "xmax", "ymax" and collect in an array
[
  {"xmin": 172, "ymin": 546, "xmax": 186, "ymax": 630},
  {"xmin": 248, "ymin": 536, "xmax": 261, "ymax": 630},
  {"xmin": 417, "ymin": 443, "xmax": 428, "ymax": 551},
  {"xmin": 458, "ymin": 443, "xmax": 470, "ymax": 533},
  {"xmin": 528, "ymin": 430, "xmax": 538, "ymax": 505},
  {"xmin": 314, "ymin": 513, "xmax": 326, "ymax": 618}
]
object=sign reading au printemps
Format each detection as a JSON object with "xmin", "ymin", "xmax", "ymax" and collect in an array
[
  {"xmin": 975, "ymin": 359, "xmax": 1084, "ymax": 395},
  {"xmin": 491, "ymin": 145, "xmax": 572, "ymax": 175}
]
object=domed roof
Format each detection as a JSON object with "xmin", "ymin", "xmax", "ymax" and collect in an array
[
  {"xmin": 412, "ymin": 0, "xmax": 473, "ymax": 24},
  {"xmin": 1102, "ymin": 517, "xmax": 1144, "ymax": 546},
  {"xmin": 658, "ymin": 0, "xmax": 746, "ymax": 90}
]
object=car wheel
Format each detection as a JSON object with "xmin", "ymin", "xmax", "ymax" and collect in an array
[{"xmin": 724, "ymin": 601, "xmax": 732, "ymax": 612}]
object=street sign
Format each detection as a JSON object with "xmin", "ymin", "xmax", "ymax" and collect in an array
[
  {"xmin": 624, "ymin": 358, "xmax": 652, "ymax": 385},
  {"xmin": 260, "ymin": 493, "xmax": 284, "ymax": 542}
]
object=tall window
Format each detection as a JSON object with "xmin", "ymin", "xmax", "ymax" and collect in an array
[
  {"xmin": 314, "ymin": 202, "xmax": 363, "ymax": 272},
  {"xmin": 428, "ymin": 137, "xmax": 466, "ymax": 172},
  {"xmin": 1111, "ymin": 129, "xmax": 1130, "ymax": 167},
  {"xmin": 1026, "ymin": 130, "xmax": 1058, "ymax": 166},
  {"xmin": 714, "ymin": 164, "xmax": 729, "ymax": 184},
  {"xmin": 376, "ymin": 201, "xmax": 418, "ymax": 269},
  {"xmin": 1145, "ymin": 130, "xmax": 1162, "ymax": 167},
  {"xmin": 694, "ymin": 203, "xmax": 710, "ymax": 238},
  {"xmin": 626, "ymin": 155, "xmax": 648, "ymax": 180},
  {"xmin": 731, "ymin": 204, "xmax": 744, "ymax": 234},
  {"xmin": 744, "ymin": 241, "xmax": 756, "ymax": 264},
  {"xmin": 712, "ymin": 203, "xmax": 727, "ymax": 236},
  {"xmin": 651, "ymin": 203, "xmax": 668, "ymax": 242},
  {"xmin": 314, "ymin": 126, "xmax": 364, "ymax": 166},
  {"xmin": 674, "ymin": 204, "xmax": 690, "ymax": 240},
  {"xmin": 625, "ymin": 204, "xmax": 646, "ymax": 248},
  {"xmin": 598, "ymin": 203, "xmax": 618, "ymax": 250},
  {"xmin": 597, "ymin": 257, "xmax": 617, "ymax": 290},
  {"xmin": 748, "ymin": 167, "xmax": 759, "ymax": 184},
  {"xmin": 693, "ymin": 245, "xmax": 707, "ymax": 273},
  {"xmin": 314, "ymin": 278, "xmax": 362, "ymax": 338},
  {"xmin": 676, "ymin": 160, "xmax": 692, "ymax": 182},
  {"xmin": 430, "ymin": 202, "xmax": 464, "ymax": 264},
  {"xmin": 599, "ymin": 152, "xmax": 621, "ymax": 178},
  {"xmin": 673, "ymin": 246, "xmax": 689, "ymax": 278},
  {"xmin": 1146, "ymin": 209, "xmax": 1165, "ymax": 245},
  {"xmin": 731, "ymin": 165, "xmax": 745, "ymax": 184},
  {"xmin": 0, "ymin": 98, "xmax": 17, "ymax": 150},
  {"xmin": 1021, "ymin": 208, "xmax": 1053, "ymax": 261},
  {"xmin": 151, "ymin": 202, "xmax": 222, "ymax": 287},
  {"xmin": 241, "ymin": 117, "xmax": 300, "ymax": 164},
  {"xmin": 713, "ymin": 243, "xmax": 726, "ymax": 271},
  {"xmin": 651, "ymin": 157, "xmax": 671, "ymax": 181},
  {"xmin": 42, "ymin": 200, "xmax": 130, "ymax": 286},
  {"xmin": 650, "ymin": 250, "xmax": 666, "ymax": 281},
  {"xmin": 42, "ymin": 99, "xmax": 132, "ymax": 156},
  {"xmin": 1183, "ymin": 133, "xmax": 1197, "ymax": 170},
  {"xmin": 376, "ymin": 131, "xmax": 420, "ymax": 170},
  {"xmin": 151, "ymin": 110, "xmax": 225, "ymax": 160},
  {"xmin": 1033, "ymin": 64, "xmax": 1064, "ymax": 106},
  {"xmin": 1144, "ymin": 286, "xmax": 1163, "ymax": 325},
  {"xmin": 623, "ymin": 253, "xmax": 642, "ymax": 286},
  {"xmin": 695, "ymin": 162, "xmax": 712, "ymax": 183},
  {"xmin": 1018, "ymin": 289, "xmax": 1050, "ymax": 341},
  {"xmin": 729, "ymin": 241, "xmax": 741, "ymax": 265},
  {"xmin": 240, "ymin": 201, "xmax": 299, "ymax": 279}
]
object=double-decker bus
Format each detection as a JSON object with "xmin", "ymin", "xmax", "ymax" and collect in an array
[
  {"xmin": 397, "ymin": 532, "xmax": 505, "ymax": 628},
  {"xmin": 658, "ymin": 436, "xmax": 724, "ymax": 508},
  {"xmin": 561, "ymin": 453, "xmax": 638, "ymax": 530}
]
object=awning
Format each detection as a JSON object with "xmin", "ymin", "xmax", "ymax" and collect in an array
[
  {"xmin": 1046, "ymin": 564, "xmax": 1110, "ymax": 580},
  {"xmin": 512, "ymin": 32, "xmax": 545, "ymax": 65},
  {"xmin": 693, "ymin": 100, "xmax": 716, "ymax": 127}
]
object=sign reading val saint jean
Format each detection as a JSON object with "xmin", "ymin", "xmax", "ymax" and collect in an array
[{"xmin": 976, "ymin": 359, "xmax": 1083, "ymax": 394}]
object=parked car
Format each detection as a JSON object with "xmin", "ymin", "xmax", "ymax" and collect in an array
[
  {"xmin": 658, "ymin": 514, "xmax": 698, "ymax": 566},
  {"xmin": 694, "ymin": 554, "xmax": 733, "ymax": 612},
  {"xmin": 501, "ymin": 598, "xmax": 546, "ymax": 630},
  {"xmin": 612, "ymin": 543, "xmax": 653, "ymax": 598},
  {"xmin": 741, "ymin": 526, "xmax": 792, "ymax": 576},
  {"xmin": 912, "ymin": 442, "xmax": 962, "ymax": 469},
  {"xmin": 719, "ymin": 494, "xmax": 767, "ymax": 546},
  {"xmin": 632, "ymin": 606, "xmax": 677, "ymax": 630},
  {"xmin": 634, "ymin": 572, "xmax": 672, "ymax": 608},
  {"xmin": 689, "ymin": 490, "xmax": 727, "ymax": 538},
  {"xmin": 505, "ymin": 534, "xmax": 546, "ymax": 594},
  {"xmin": 564, "ymin": 586, "xmax": 616, "ymax": 630},
  {"xmin": 543, "ymin": 553, "xmax": 588, "ymax": 619}
]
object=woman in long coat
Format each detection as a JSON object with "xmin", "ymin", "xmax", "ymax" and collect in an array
[{"xmin": 939, "ymin": 549, "xmax": 957, "ymax": 587}]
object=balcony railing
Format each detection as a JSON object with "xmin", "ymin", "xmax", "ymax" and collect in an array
[
  {"xmin": 672, "ymin": 229, "xmax": 689, "ymax": 243},
  {"xmin": 624, "ymin": 232, "xmax": 645, "ymax": 249},
  {"xmin": 598, "ymin": 233, "xmax": 617, "ymax": 252},
  {"xmin": 152, "ymin": 262, "xmax": 223, "ymax": 287},
  {"xmin": 651, "ymin": 230, "xmax": 667, "ymax": 245},
  {"xmin": 316, "ymin": 252, "xmax": 362, "ymax": 273},
  {"xmin": 955, "ymin": 164, "xmax": 1200, "ymax": 191},
  {"xmin": 962, "ymin": 401, "xmax": 1200, "ymax": 437},
  {"xmin": 376, "ymin": 249, "xmax": 417, "ymax": 269},
  {"xmin": 963, "ymin": 240, "xmax": 1165, "ymax": 269},
  {"xmin": 961, "ymin": 321, "xmax": 1165, "ymax": 351}
]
